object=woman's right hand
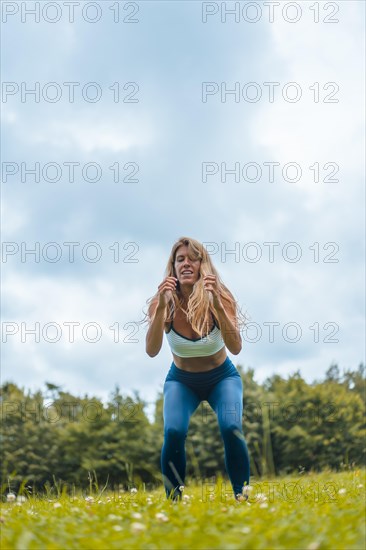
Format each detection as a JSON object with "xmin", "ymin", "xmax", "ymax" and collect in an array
[{"xmin": 157, "ymin": 276, "xmax": 177, "ymax": 308}]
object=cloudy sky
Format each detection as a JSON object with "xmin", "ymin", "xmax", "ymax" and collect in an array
[{"xmin": 2, "ymin": 0, "xmax": 365, "ymax": 412}]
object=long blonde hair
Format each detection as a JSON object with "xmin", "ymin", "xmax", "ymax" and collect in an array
[{"xmin": 141, "ymin": 237, "xmax": 249, "ymax": 339}]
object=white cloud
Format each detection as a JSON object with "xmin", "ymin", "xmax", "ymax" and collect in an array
[
  {"xmin": 252, "ymin": 1, "xmax": 364, "ymax": 212},
  {"xmin": 1, "ymin": 106, "xmax": 18, "ymax": 125},
  {"xmin": 32, "ymin": 117, "xmax": 155, "ymax": 153},
  {"xmin": 5, "ymin": 109, "xmax": 156, "ymax": 154},
  {"xmin": 2, "ymin": 198, "xmax": 29, "ymax": 236}
]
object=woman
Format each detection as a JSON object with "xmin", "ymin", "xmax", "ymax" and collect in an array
[{"xmin": 144, "ymin": 237, "xmax": 250, "ymax": 502}]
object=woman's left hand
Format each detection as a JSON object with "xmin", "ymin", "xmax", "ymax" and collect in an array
[{"xmin": 203, "ymin": 275, "xmax": 223, "ymax": 308}]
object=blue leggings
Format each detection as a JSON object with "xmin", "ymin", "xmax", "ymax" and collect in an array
[{"xmin": 161, "ymin": 356, "xmax": 250, "ymax": 499}]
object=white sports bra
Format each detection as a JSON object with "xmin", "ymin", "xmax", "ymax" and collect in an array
[{"xmin": 165, "ymin": 315, "xmax": 226, "ymax": 358}]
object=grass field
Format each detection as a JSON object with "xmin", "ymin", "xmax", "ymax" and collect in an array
[{"xmin": 1, "ymin": 468, "xmax": 365, "ymax": 549}]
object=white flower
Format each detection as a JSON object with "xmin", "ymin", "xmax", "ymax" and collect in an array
[
  {"xmin": 259, "ymin": 502, "xmax": 268, "ymax": 508},
  {"xmin": 243, "ymin": 485, "xmax": 254, "ymax": 495},
  {"xmin": 85, "ymin": 496, "xmax": 94, "ymax": 503},
  {"xmin": 179, "ymin": 485, "xmax": 185, "ymax": 492},
  {"xmin": 307, "ymin": 542, "xmax": 320, "ymax": 550},
  {"xmin": 183, "ymin": 494, "xmax": 190, "ymax": 501},
  {"xmin": 53, "ymin": 502, "xmax": 62, "ymax": 508},
  {"xmin": 130, "ymin": 488, "xmax": 138, "ymax": 494},
  {"xmin": 256, "ymin": 493, "xmax": 267, "ymax": 502},
  {"xmin": 155, "ymin": 512, "xmax": 169, "ymax": 522},
  {"xmin": 338, "ymin": 488, "xmax": 346, "ymax": 495},
  {"xmin": 17, "ymin": 496, "xmax": 26, "ymax": 503},
  {"xmin": 241, "ymin": 527, "xmax": 251, "ymax": 534},
  {"xmin": 113, "ymin": 525, "xmax": 123, "ymax": 532},
  {"xmin": 131, "ymin": 512, "xmax": 142, "ymax": 520},
  {"xmin": 131, "ymin": 522, "xmax": 146, "ymax": 533},
  {"xmin": 6, "ymin": 493, "xmax": 16, "ymax": 502}
]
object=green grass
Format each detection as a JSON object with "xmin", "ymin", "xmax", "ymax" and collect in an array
[{"xmin": 1, "ymin": 468, "xmax": 365, "ymax": 549}]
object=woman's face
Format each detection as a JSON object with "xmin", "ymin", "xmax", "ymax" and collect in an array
[{"xmin": 174, "ymin": 245, "xmax": 201, "ymax": 286}]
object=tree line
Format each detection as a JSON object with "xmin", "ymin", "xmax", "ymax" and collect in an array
[{"xmin": 1, "ymin": 363, "xmax": 365, "ymax": 494}]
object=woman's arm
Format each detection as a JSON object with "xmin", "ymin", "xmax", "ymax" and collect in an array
[
  {"xmin": 215, "ymin": 301, "xmax": 242, "ymax": 355},
  {"xmin": 203, "ymin": 275, "xmax": 242, "ymax": 355},
  {"xmin": 145, "ymin": 299, "xmax": 166, "ymax": 357}
]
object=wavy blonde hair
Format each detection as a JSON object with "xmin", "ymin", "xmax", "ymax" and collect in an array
[{"xmin": 140, "ymin": 237, "xmax": 249, "ymax": 339}]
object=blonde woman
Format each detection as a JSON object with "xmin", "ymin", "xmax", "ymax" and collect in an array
[{"xmin": 144, "ymin": 237, "xmax": 250, "ymax": 502}]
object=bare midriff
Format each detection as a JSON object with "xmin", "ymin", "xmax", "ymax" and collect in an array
[
  {"xmin": 164, "ymin": 308, "xmax": 227, "ymax": 372},
  {"xmin": 171, "ymin": 347, "xmax": 227, "ymax": 372}
]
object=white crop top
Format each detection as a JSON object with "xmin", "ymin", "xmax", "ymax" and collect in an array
[{"xmin": 165, "ymin": 317, "xmax": 226, "ymax": 358}]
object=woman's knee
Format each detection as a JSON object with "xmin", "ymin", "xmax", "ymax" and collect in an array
[
  {"xmin": 219, "ymin": 422, "xmax": 244, "ymax": 439},
  {"xmin": 163, "ymin": 425, "xmax": 187, "ymax": 442},
  {"xmin": 215, "ymin": 400, "xmax": 243, "ymax": 428}
]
